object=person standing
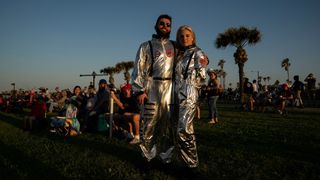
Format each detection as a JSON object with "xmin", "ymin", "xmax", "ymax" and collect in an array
[
  {"xmin": 131, "ymin": 14, "xmax": 176, "ymax": 163},
  {"xmin": 206, "ymin": 69, "xmax": 222, "ymax": 124},
  {"xmin": 175, "ymin": 25, "xmax": 208, "ymax": 168},
  {"xmin": 292, "ymin": 75, "xmax": 304, "ymax": 108},
  {"xmin": 304, "ymin": 73, "xmax": 316, "ymax": 101},
  {"xmin": 242, "ymin": 78, "xmax": 254, "ymax": 111}
]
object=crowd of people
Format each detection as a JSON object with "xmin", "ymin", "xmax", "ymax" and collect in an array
[
  {"xmin": 226, "ymin": 73, "xmax": 318, "ymax": 115},
  {"xmin": 0, "ymin": 14, "xmax": 319, "ymax": 170}
]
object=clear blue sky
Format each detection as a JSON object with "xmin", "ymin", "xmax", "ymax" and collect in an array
[{"xmin": 1, "ymin": 0, "xmax": 319, "ymax": 92}]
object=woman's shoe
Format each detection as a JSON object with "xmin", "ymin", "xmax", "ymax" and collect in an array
[{"xmin": 208, "ymin": 119, "xmax": 216, "ymax": 124}]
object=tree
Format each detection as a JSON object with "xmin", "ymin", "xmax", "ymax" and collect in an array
[
  {"xmin": 218, "ymin": 59, "xmax": 226, "ymax": 69},
  {"xmin": 215, "ymin": 26, "xmax": 262, "ymax": 103},
  {"xmin": 266, "ymin": 76, "xmax": 271, "ymax": 85},
  {"xmin": 281, "ymin": 58, "xmax": 291, "ymax": 82},
  {"xmin": 115, "ymin": 61, "xmax": 134, "ymax": 84},
  {"xmin": 218, "ymin": 59, "xmax": 226, "ymax": 88},
  {"xmin": 263, "ymin": 77, "xmax": 267, "ymax": 86},
  {"xmin": 100, "ymin": 67, "xmax": 121, "ymax": 85}
]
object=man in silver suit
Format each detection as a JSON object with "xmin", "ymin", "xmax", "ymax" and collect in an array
[{"xmin": 131, "ymin": 14, "xmax": 175, "ymax": 163}]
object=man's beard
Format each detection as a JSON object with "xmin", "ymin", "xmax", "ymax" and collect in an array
[{"xmin": 156, "ymin": 28, "xmax": 170, "ymax": 39}]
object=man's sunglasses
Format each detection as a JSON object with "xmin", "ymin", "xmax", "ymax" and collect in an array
[{"xmin": 159, "ymin": 22, "xmax": 171, "ymax": 27}]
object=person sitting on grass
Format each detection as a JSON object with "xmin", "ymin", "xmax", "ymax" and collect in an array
[
  {"xmin": 87, "ymin": 79, "xmax": 110, "ymax": 132},
  {"xmin": 50, "ymin": 96, "xmax": 81, "ymax": 136},
  {"xmin": 276, "ymin": 83, "xmax": 293, "ymax": 115},
  {"xmin": 118, "ymin": 83, "xmax": 140, "ymax": 144},
  {"xmin": 23, "ymin": 92, "xmax": 47, "ymax": 131}
]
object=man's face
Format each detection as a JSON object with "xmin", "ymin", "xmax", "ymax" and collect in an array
[
  {"xmin": 99, "ymin": 83, "xmax": 106, "ymax": 90},
  {"xmin": 156, "ymin": 18, "xmax": 171, "ymax": 37}
]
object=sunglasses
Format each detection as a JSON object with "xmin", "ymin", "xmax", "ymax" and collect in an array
[{"xmin": 159, "ymin": 21, "xmax": 171, "ymax": 27}]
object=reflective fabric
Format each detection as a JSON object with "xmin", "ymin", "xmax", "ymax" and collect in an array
[
  {"xmin": 175, "ymin": 46, "xmax": 207, "ymax": 168},
  {"xmin": 132, "ymin": 37, "xmax": 175, "ymax": 162}
]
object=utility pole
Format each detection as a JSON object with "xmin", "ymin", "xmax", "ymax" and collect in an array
[{"xmin": 80, "ymin": 71, "xmax": 106, "ymax": 89}]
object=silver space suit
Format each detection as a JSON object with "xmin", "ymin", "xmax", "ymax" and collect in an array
[
  {"xmin": 131, "ymin": 37, "xmax": 175, "ymax": 162},
  {"xmin": 175, "ymin": 46, "xmax": 207, "ymax": 168}
]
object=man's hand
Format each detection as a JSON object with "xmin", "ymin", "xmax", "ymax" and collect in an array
[
  {"xmin": 137, "ymin": 93, "xmax": 148, "ymax": 105},
  {"xmin": 89, "ymin": 111, "xmax": 96, "ymax": 116}
]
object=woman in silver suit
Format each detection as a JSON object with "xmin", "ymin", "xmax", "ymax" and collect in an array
[{"xmin": 175, "ymin": 25, "xmax": 208, "ymax": 168}]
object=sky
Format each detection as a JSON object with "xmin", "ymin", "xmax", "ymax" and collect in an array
[{"xmin": 1, "ymin": 0, "xmax": 319, "ymax": 92}]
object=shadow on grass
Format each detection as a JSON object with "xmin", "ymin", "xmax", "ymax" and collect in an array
[
  {"xmin": 196, "ymin": 120, "xmax": 320, "ymax": 165},
  {"xmin": 0, "ymin": 111, "xmax": 194, "ymax": 178},
  {"xmin": 0, "ymin": 112, "xmax": 23, "ymax": 129},
  {"xmin": 32, "ymin": 131, "xmax": 199, "ymax": 179},
  {"xmin": 0, "ymin": 141, "xmax": 64, "ymax": 179}
]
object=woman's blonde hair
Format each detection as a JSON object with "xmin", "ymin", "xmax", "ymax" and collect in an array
[{"xmin": 176, "ymin": 25, "xmax": 196, "ymax": 49}]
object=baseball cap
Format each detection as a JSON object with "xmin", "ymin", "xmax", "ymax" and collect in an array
[
  {"xmin": 99, "ymin": 79, "xmax": 107, "ymax": 84},
  {"xmin": 121, "ymin": 84, "xmax": 132, "ymax": 93}
]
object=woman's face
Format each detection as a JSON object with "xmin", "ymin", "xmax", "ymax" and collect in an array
[
  {"xmin": 74, "ymin": 87, "xmax": 81, "ymax": 95},
  {"xmin": 209, "ymin": 72, "xmax": 217, "ymax": 79},
  {"xmin": 178, "ymin": 29, "xmax": 194, "ymax": 47}
]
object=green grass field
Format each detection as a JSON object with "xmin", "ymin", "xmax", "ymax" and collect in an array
[{"xmin": 0, "ymin": 105, "xmax": 320, "ymax": 179}]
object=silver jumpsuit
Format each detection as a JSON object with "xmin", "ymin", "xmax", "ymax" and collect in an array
[
  {"xmin": 175, "ymin": 46, "xmax": 207, "ymax": 168},
  {"xmin": 131, "ymin": 37, "xmax": 175, "ymax": 162}
]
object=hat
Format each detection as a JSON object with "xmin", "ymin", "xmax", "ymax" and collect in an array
[
  {"xmin": 207, "ymin": 68, "xmax": 214, "ymax": 74},
  {"xmin": 207, "ymin": 68, "xmax": 215, "ymax": 75},
  {"xmin": 99, "ymin": 79, "xmax": 107, "ymax": 84},
  {"xmin": 121, "ymin": 84, "xmax": 132, "ymax": 93}
]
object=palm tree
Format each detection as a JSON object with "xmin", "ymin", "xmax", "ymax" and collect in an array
[
  {"xmin": 215, "ymin": 26, "xmax": 262, "ymax": 102},
  {"xmin": 266, "ymin": 76, "xmax": 271, "ymax": 85},
  {"xmin": 221, "ymin": 71, "xmax": 227, "ymax": 89},
  {"xmin": 263, "ymin": 77, "xmax": 267, "ymax": 86},
  {"xmin": 11, "ymin": 83, "xmax": 15, "ymax": 91},
  {"xmin": 100, "ymin": 66, "xmax": 121, "ymax": 86},
  {"xmin": 281, "ymin": 58, "xmax": 291, "ymax": 82},
  {"xmin": 115, "ymin": 61, "xmax": 134, "ymax": 84},
  {"xmin": 258, "ymin": 76, "xmax": 262, "ymax": 86},
  {"xmin": 218, "ymin": 59, "xmax": 226, "ymax": 69},
  {"xmin": 218, "ymin": 59, "xmax": 226, "ymax": 88}
]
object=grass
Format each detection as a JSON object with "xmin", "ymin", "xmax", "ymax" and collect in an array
[{"xmin": 0, "ymin": 105, "xmax": 320, "ymax": 179}]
